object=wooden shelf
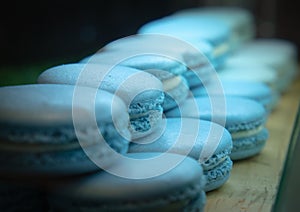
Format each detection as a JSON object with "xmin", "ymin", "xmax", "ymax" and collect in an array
[{"xmin": 205, "ymin": 74, "xmax": 300, "ymax": 212}]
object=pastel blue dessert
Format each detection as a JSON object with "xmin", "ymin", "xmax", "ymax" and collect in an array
[
  {"xmin": 225, "ymin": 38, "xmax": 298, "ymax": 93},
  {"xmin": 173, "ymin": 6, "xmax": 256, "ymax": 50},
  {"xmin": 191, "ymin": 79, "xmax": 277, "ymax": 112},
  {"xmin": 46, "ymin": 152, "xmax": 206, "ymax": 211},
  {"xmin": 129, "ymin": 118, "xmax": 233, "ymax": 192},
  {"xmin": 165, "ymin": 96, "xmax": 269, "ymax": 160},
  {"xmin": 0, "ymin": 84, "xmax": 131, "ymax": 178},
  {"xmin": 37, "ymin": 63, "xmax": 165, "ymax": 140},
  {"xmin": 102, "ymin": 34, "xmax": 215, "ymax": 88},
  {"xmin": 218, "ymin": 64, "xmax": 279, "ymax": 91},
  {"xmin": 138, "ymin": 15, "xmax": 231, "ymax": 68},
  {"xmin": 79, "ymin": 50, "xmax": 190, "ymax": 111}
]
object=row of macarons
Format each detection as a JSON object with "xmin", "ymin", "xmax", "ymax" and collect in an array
[
  {"xmin": 0, "ymin": 82, "xmax": 267, "ymax": 211},
  {"xmin": 1, "ymin": 6, "xmax": 298, "ymax": 211},
  {"xmin": 0, "ymin": 51, "xmax": 270, "ymax": 211}
]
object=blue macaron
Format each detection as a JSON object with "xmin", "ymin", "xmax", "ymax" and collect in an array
[
  {"xmin": 173, "ymin": 6, "xmax": 256, "ymax": 50},
  {"xmin": 191, "ymin": 79, "xmax": 278, "ymax": 112},
  {"xmin": 103, "ymin": 34, "xmax": 215, "ymax": 88},
  {"xmin": 46, "ymin": 152, "xmax": 206, "ymax": 211},
  {"xmin": 129, "ymin": 118, "xmax": 233, "ymax": 192},
  {"xmin": 37, "ymin": 63, "xmax": 165, "ymax": 140},
  {"xmin": 138, "ymin": 15, "xmax": 231, "ymax": 68},
  {"xmin": 0, "ymin": 84, "xmax": 131, "ymax": 178},
  {"xmin": 79, "ymin": 50, "xmax": 190, "ymax": 111},
  {"xmin": 225, "ymin": 38, "xmax": 298, "ymax": 93},
  {"xmin": 165, "ymin": 96, "xmax": 269, "ymax": 160},
  {"xmin": 217, "ymin": 64, "xmax": 279, "ymax": 90}
]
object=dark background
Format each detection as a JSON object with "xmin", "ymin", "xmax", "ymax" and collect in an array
[{"xmin": 1, "ymin": 0, "xmax": 299, "ymax": 81}]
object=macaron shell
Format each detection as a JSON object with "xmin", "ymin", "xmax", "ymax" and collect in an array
[
  {"xmin": 37, "ymin": 64, "xmax": 165, "ymax": 139},
  {"xmin": 138, "ymin": 15, "xmax": 230, "ymax": 45},
  {"xmin": 0, "ymin": 84, "xmax": 128, "ymax": 129},
  {"xmin": 217, "ymin": 64, "xmax": 278, "ymax": 85},
  {"xmin": 0, "ymin": 84, "xmax": 131, "ymax": 178},
  {"xmin": 37, "ymin": 63, "xmax": 164, "ymax": 106},
  {"xmin": 103, "ymin": 34, "xmax": 214, "ymax": 74},
  {"xmin": 129, "ymin": 118, "xmax": 232, "ymax": 159},
  {"xmin": 204, "ymin": 156, "xmax": 232, "ymax": 192},
  {"xmin": 129, "ymin": 118, "xmax": 233, "ymax": 191},
  {"xmin": 230, "ymin": 128, "xmax": 269, "ymax": 160},
  {"xmin": 163, "ymin": 76, "xmax": 189, "ymax": 111},
  {"xmin": 191, "ymin": 79, "xmax": 274, "ymax": 110},
  {"xmin": 173, "ymin": 6, "xmax": 255, "ymax": 48},
  {"xmin": 226, "ymin": 38, "xmax": 298, "ymax": 75},
  {"xmin": 165, "ymin": 96, "xmax": 267, "ymax": 132},
  {"xmin": 46, "ymin": 152, "xmax": 206, "ymax": 211},
  {"xmin": 79, "ymin": 50, "xmax": 187, "ymax": 77}
]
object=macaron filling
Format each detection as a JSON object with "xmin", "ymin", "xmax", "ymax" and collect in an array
[
  {"xmin": 128, "ymin": 92, "xmax": 164, "ymax": 137},
  {"xmin": 0, "ymin": 122, "xmax": 129, "ymax": 154},
  {"xmin": 231, "ymin": 128, "xmax": 269, "ymax": 153},
  {"xmin": 212, "ymin": 42, "xmax": 230, "ymax": 58},
  {"xmin": 0, "ymin": 143, "xmax": 113, "ymax": 168},
  {"xmin": 200, "ymin": 148, "xmax": 233, "ymax": 191},
  {"xmin": 230, "ymin": 124, "xmax": 265, "ymax": 140},
  {"xmin": 163, "ymin": 76, "xmax": 189, "ymax": 110},
  {"xmin": 203, "ymin": 156, "xmax": 232, "ymax": 191}
]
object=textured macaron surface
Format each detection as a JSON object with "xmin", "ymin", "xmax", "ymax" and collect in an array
[{"xmin": 47, "ymin": 152, "xmax": 206, "ymax": 211}]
